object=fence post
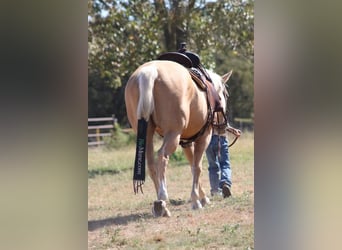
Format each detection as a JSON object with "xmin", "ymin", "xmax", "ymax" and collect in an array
[{"xmin": 112, "ymin": 114, "xmax": 117, "ymax": 128}]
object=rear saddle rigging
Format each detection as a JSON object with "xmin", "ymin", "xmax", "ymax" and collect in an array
[{"xmin": 157, "ymin": 43, "xmax": 227, "ymax": 147}]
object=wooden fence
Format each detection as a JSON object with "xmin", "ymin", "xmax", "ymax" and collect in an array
[
  {"xmin": 88, "ymin": 115, "xmax": 253, "ymax": 147},
  {"xmin": 88, "ymin": 115, "xmax": 117, "ymax": 146},
  {"xmin": 233, "ymin": 117, "xmax": 254, "ymax": 130}
]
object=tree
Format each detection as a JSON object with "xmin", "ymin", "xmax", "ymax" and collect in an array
[
  {"xmin": 88, "ymin": 0, "xmax": 254, "ymax": 124},
  {"xmin": 88, "ymin": 0, "xmax": 163, "ymax": 120}
]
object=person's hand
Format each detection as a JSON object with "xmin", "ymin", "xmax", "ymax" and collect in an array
[
  {"xmin": 227, "ymin": 127, "xmax": 242, "ymax": 137},
  {"xmin": 232, "ymin": 128, "xmax": 241, "ymax": 137}
]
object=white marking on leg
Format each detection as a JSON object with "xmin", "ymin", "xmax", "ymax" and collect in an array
[
  {"xmin": 192, "ymin": 200, "xmax": 203, "ymax": 210},
  {"xmin": 158, "ymin": 179, "xmax": 168, "ymax": 201}
]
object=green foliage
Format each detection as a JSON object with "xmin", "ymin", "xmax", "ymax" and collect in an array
[
  {"xmin": 169, "ymin": 148, "xmax": 187, "ymax": 166},
  {"xmin": 88, "ymin": 0, "xmax": 254, "ymax": 124},
  {"xmin": 215, "ymin": 50, "xmax": 254, "ymax": 120},
  {"xmin": 103, "ymin": 123, "xmax": 136, "ymax": 148}
]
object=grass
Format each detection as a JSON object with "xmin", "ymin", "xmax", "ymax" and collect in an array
[
  {"xmin": 88, "ymin": 146, "xmax": 134, "ymax": 178},
  {"xmin": 88, "ymin": 131, "xmax": 254, "ymax": 249}
]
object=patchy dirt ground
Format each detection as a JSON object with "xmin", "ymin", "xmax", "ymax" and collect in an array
[{"xmin": 88, "ymin": 132, "xmax": 254, "ymax": 249}]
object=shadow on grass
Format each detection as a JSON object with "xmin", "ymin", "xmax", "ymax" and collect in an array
[
  {"xmin": 169, "ymin": 198, "xmax": 187, "ymax": 206},
  {"xmin": 88, "ymin": 169, "xmax": 121, "ymax": 178},
  {"xmin": 88, "ymin": 212, "xmax": 153, "ymax": 231}
]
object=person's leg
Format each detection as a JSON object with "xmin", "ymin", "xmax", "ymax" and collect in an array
[
  {"xmin": 205, "ymin": 135, "xmax": 220, "ymax": 195},
  {"xmin": 218, "ymin": 136, "xmax": 232, "ymax": 193}
]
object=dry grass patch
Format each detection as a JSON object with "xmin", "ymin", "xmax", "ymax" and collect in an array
[{"xmin": 88, "ymin": 131, "xmax": 254, "ymax": 249}]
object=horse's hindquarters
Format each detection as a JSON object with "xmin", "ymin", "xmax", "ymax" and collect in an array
[{"xmin": 125, "ymin": 60, "xmax": 218, "ymax": 216}]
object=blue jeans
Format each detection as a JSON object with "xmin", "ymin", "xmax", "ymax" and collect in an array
[{"xmin": 205, "ymin": 135, "xmax": 232, "ymax": 194}]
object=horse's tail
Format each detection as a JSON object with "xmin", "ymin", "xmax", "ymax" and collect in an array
[
  {"xmin": 133, "ymin": 64, "xmax": 158, "ymax": 194},
  {"xmin": 136, "ymin": 64, "xmax": 158, "ymax": 121}
]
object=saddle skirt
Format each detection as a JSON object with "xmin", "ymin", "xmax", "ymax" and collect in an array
[{"xmin": 188, "ymin": 68, "xmax": 223, "ymax": 114}]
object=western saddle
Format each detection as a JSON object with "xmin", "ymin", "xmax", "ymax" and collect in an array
[{"xmin": 157, "ymin": 43, "xmax": 228, "ymax": 147}]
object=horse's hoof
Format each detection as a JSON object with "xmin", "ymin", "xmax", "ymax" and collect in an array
[
  {"xmin": 152, "ymin": 200, "xmax": 165, "ymax": 217},
  {"xmin": 152, "ymin": 200, "xmax": 170, "ymax": 217},
  {"xmin": 191, "ymin": 200, "xmax": 203, "ymax": 210},
  {"xmin": 200, "ymin": 196, "xmax": 210, "ymax": 207}
]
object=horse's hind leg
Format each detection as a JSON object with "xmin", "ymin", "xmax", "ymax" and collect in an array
[
  {"xmin": 156, "ymin": 132, "xmax": 180, "ymax": 201},
  {"xmin": 152, "ymin": 132, "xmax": 180, "ymax": 217}
]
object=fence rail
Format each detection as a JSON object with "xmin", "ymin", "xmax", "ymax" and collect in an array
[
  {"xmin": 88, "ymin": 117, "xmax": 114, "ymax": 122},
  {"xmin": 88, "ymin": 124, "xmax": 114, "ymax": 130},
  {"xmin": 88, "ymin": 115, "xmax": 117, "ymax": 147},
  {"xmin": 233, "ymin": 117, "xmax": 254, "ymax": 130},
  {"xmin": 88, "ymin": 141, "xmax": 105, "ymax": 146},
  {"xmin": 88, "ymin": 133, "xmax": 112, "ymax": 137}
]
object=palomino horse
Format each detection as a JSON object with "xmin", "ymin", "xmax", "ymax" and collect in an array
[{"xmin": 125, "ymin": 60, "xmax": 232, "ymax": 217}]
